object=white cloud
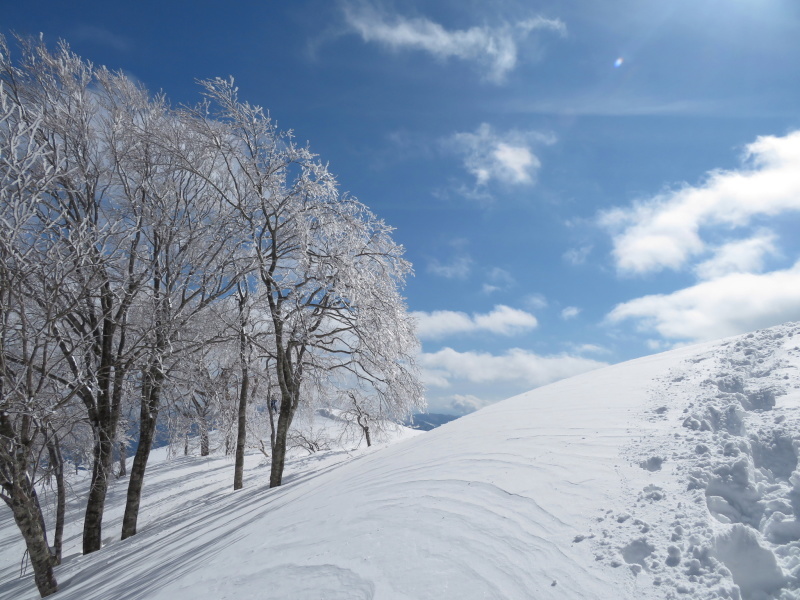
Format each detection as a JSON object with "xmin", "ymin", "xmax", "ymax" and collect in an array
[
  {"xmin": 413, "ymin": 305, "xmax": 538, "ymax": 339},
  {"xmin": 341, "ymin": 3, "xmax": 565, "ymax": 83},
  {"xmin": 571, "ymin": 343, "xmax": 609, "ymax": 355},
  {"xmin": 694, "ymin": 231, "xmax": 779, "ymax": 280},
  {"xmin": 600, "ymin": 130, "xmax": 800, "ymax": 275},
  {"xmin": 524, "ymin": 293, "xmax": 548, "ymax": 310},
  {"xmin": 427, "ymin": 255, "xmax": 472, "ymax": 279},
  {"xmin": 448, "ymin": 123, "xmax": 554, "ymax": 187},
  {"xmin": 448, "ymin": 394, "xmax": 483, "ymax": 415},
  {"xmin": 492, "ymin": 143, "xmax": 536, "ymax": 183},
  {"xmin": 606, "ymin": 262, "xmax": 800, "ymax": 341},
  {"xmin": 561, "ymin": 306, "xmax": 581, "ymax": 320},
  {"xmin": 419, "ymin": 347, "xmax": 607, "ymax": 389},
  {"xmin": 646, "ymin": 339, "xmax": 670, "ymax": 351},
  {"xmin": 563, "ymin": 245, "xmax": 592, "ymax": 266}
]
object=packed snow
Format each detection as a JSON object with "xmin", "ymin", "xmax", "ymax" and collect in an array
[{"xmin": 4, "ymin": 323, "xmax": 800, "ymax": 599}]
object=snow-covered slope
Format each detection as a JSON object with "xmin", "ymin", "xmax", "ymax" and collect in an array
[{"xmin": 3, "ymin": 323, "xmax": 800, "ymax": 599}]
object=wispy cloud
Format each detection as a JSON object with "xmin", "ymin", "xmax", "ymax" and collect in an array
[
  {"xmin": 524, "ymin": 293, "xmax": 548, "ymax": 310},
  {"xmin": 446, "ymin": 123, "xmax": 555, "ymax": 188},
  {"xmin": 606, "ymin": 262, "xmax": 800, "ymax": 342},
  {"xmin": 600, "ymin": 130, "xmax": 800, "ymax": 276},
  {"xmin": 694, "ymin": 231, "xmax": 779, "ymax": 280},
  {"xmin": 427, "ymin": 255, "xmax": 472, "ymax": 279},
  {"xmin": 413, "ymin": 305, "xmax": 538, "ymax": 340},
  {"xmin": 341, "ymin": 2, "xmax": 565, "ymax": 83},
  {"xmin": 420, "ymin": 347, "xmax": 606, "ymax": 388},
  {"xmin": 482, "ymin": 267, "xmax": 515, "ymax": 294},
  {"xmin": 427, "ymin": 239, "xmax": 474, "ymax": 279},
  {"xmin": 563, "ymin": 245, "xmax": 592, "ymax": 266},
  {"xmin": 570, "ymin": 343, "xmax": 610, "ymax": 355},
  {"xmin": 560, "ymin": 306, "xmax": 581, "ymax": 320}
]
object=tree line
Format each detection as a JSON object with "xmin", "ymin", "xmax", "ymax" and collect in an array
[{"xmin": 0, "ymin": 35, "xmax": 423, "ymax": 598}]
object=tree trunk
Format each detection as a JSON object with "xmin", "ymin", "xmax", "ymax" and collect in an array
[
  {"xmin": 45, "ymin": 434, "xmax": 65, "ymax": 564},
  {"xmin": 82, "ymin": 314, "xmax": 126, "ymax": 555},
  {"xmin": 8, "ymin": 490, "xmax": 58, "ymax": 597},
  {"xmin": 121, "ymin": 367, "xmax": 162, "ymax": 540},
  {"xmin": 233, "ymin": 291, "xmax": 249, "ymax": 490},
  {"xmin": 269, "ymin": 415, "xmax": 288, "ymax": 488},
  {"xmin": 82, "ymin": 428, "xmax": 114, "ymax": 555},
  {"xmin": 268, "ymin": 394, "xmax": 277, "ymax": 455},
  {"xmin": 200, "ymin": 424, "xmax": 210, "ymax": 457},
  {"xmin": 363, "ymin": 425, "xmax": 372, "ymax": 447},
  {"xmin": 269, "ymin": 385, "xmax": 296, "ymax": 488},
  {"xmin": 233, "ymin": 356, "xmax": 249, "ymax": 490},
  {"xmin": 0, "ymin": 416, "xmax": 60, "ymax": 597},
  {"xmin": 117, "ymin": 441, "xmax": 127, "ymax": 478}
]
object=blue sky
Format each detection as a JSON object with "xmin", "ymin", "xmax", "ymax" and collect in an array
[{"xmin": 4, "ymin": 0, "xmax": 800, "ymax": 414}]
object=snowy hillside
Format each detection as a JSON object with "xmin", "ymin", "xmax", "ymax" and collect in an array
[{"xmin": 4, "ymin": 323, "xmax": 800, "ymax": 599}]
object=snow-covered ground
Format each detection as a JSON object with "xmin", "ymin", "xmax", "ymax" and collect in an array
[{"xmin": 3, "ymin": 322, "xmax": 800, "ymax": 599}]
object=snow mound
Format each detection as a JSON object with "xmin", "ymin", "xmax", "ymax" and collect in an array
[
  {"xmin": 595, "ymin": 323, "xmax": 800, "ymax": 599},
  {"xmin": 4, "ymin": 323, "xmax": 800, "ymax": 599}
]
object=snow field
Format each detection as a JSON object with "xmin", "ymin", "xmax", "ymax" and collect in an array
[
  {"xmin": 590, "ymin": 323, "xmax": 800, "ymax": 599},
  {"xmin": 3, "ymin": 323, "xmax": 800, "ymax": 599}
]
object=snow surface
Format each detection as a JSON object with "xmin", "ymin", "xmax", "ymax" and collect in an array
[{"xmin": 4, "ymin": 322, "xmax": 800, "ymax": 599}]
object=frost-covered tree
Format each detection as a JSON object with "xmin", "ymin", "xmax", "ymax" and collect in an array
[
  {"xmin": 2, "ymin": 36, "xmax": 423, "ymax": 598},
  {"xmin": 0, "ymin": 36, "xmax": 157, "ymax": 555},
  {"xmin": 185, "ymin": 78, "xmax": 424, "ymax": 488},
  {"xmin": 108, "ymin": 84, "xmax": 247, "ymax": 541},
  {"xmin": 0, "ymin": 69, "xmax": 68, "ymax": 597}
]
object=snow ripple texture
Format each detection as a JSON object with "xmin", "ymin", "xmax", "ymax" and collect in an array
[{"xmin": 4, "ymin": 323, "xmax": 800, "ymax": 599}]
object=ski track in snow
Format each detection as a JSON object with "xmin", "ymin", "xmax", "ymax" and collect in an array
[{"xmin": 3, "ymin": 323, "xmax": 800, "ymax": 599}]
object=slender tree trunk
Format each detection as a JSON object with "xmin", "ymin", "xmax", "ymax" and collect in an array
[
  {"xmin": 121, "ymin": 367, "xmax": 162, "ymax": 540},
  {"xmin": 268, "ymin": 394, "xmax": 277, "ymax": 455},
  {"xmin": 117, "ymin": 441, "xmax": 127, "ymax": 478},
  {"xmin": 233, "ymin": 355, "xmax": 249, "ymax": 489},
  {"xmin": 82, "ymin": 427, "xmax": 114, "ymax": 555},
  {"xmin": 269, "ymin": 414, "xmax": 288, "ymax": 488},
  {"xmin": 200, "ymin": 424, "xmax": 209, "ymax": 457},
  {"xmin": 82, "ymin": 311, "xmax": 125, "ymax": 555},
  {"xmin": 269, "ymin": 384, "xmax": 297, "ymax": 488},
  {"xmin": 362, "ymin": 425, "xmax": 372, "ymax": 447},
  {"xmin": 45, "ymin": 434, "xmax": 65, "ymax": 564},
  {"xmin": 268, "ymin": 329, "xmax": 301, "ymax": 488},
  {"xmin": 233, "ymin": 290, "xmax": 249, "ymax": 490}
]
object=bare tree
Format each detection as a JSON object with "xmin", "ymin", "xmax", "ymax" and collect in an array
[
  {"xmin": 0, "ymin": 62, "xmax": 70, "ymax": 597},
  {"xmin": 2, "ymin": 37, "xmax": 423, "ymax": 597},
  {"xmin": 0, "ymin": 37, "xmax": 158, "ymax": 555},
  {"xmin": 108, "ymin": 87, "xmax": 248, "ymax": 539},
  {"xmin": 186, "ymin": 78, "xmax": 424, "ymax": 488}
]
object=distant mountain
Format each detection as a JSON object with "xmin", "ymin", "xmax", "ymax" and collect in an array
[{"xmin": 405, "ymin": 412, "xmax": 460, "ymax": 431}]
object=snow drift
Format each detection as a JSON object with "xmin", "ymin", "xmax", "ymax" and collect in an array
[{"xmin": 3, "ymin": 323, "xmax": 800, "ymax": 599}]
